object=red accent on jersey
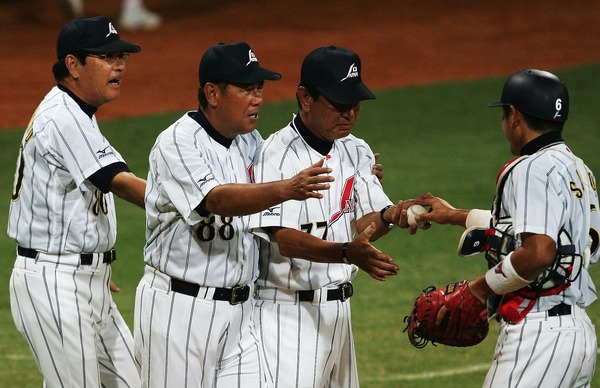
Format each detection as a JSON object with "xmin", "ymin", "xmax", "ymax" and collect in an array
[
  {"xmin": 496, "ymin": 157, "xmax": 520, "ymax": 185},
  {"xmin": 330, "ymin": 176, "xmax": 356, "ymax": 225},
  {"xmin": 247, "ymin": 163, "xmax": 254, "ymax": 183}
]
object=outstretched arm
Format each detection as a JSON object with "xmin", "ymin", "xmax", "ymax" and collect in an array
[
  {"xmin": 413, "ymin": 192, "xmax": 470, "ymax": 227},
  {"xmin": 273, "ymin": 222, "xmax": 399, "ymax": 282},
  {"xmin": 413, "ymin": 192, "xmax": 494, "ymax": 229},
  {"xmin": 202, "ymin": 159, "xmax": 333, "ymax": 217}
]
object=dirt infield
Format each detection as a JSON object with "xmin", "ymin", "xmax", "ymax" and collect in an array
[{"xmin": 1, "ymin": 0, "xmax": 600, "ymax": 129}]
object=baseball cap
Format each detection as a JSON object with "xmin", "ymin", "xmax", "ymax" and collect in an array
[
  {"xmin": 300, "ymin": 46, "xmax": 375, "ymax": 105},
  {"xmin": 57, "ymin": 16, "xmax": 141, "ymax": 59},
  {"xmin": 199, "ymin": 42, "xmax": 281, "ymax": 86},
  {"xmin": 489, "ymin": 69, "xmax": 569, "ymax": 122}
]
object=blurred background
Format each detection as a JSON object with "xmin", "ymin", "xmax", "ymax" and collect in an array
[
  {"xmin": 1, "ymin": 1, "xmax": 600, "ymax": 386},
  {"xmin": 2, "ymin": 0, "xmax": 600, "ymax": 130}
]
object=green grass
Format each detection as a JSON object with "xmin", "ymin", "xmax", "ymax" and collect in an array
[{"xmin": 1, "ymin": 64, "xmax": 600, "ymax": 387}]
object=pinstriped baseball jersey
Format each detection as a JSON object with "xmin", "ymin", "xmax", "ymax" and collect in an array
[
  {"xmin": 483, "ymin": 136, "xmax": 599, "ymax": 388},
  {"xmin": 8, "ymin": 84, "xmax": 140, "ymax": 387},
  {"xmin": 8, "ymin": 85, "xmax": 126, "ymax": 254},
  {"xmin": 144, "ymin": 111, "xmax": 262, "ymax": 287},
  {"xmin": 498, "ymin": 141, "xmax": 599, "ymax": 310},
  {"xmin": 249, "ymin": 115, "xmax": 392, "ymax": 290}
]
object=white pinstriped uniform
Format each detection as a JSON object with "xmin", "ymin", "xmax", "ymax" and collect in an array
[
  {"xmin": 484, "ymin": 140, "xmax": 599, "ymax": 387},
  {"xmin": 8, "ymin": 86, "xmax": 140, "ymax": 387},
  {"xmin": 249, "ymin": 115, "xmax": 391, "ymax": 387},
  {"xmin": 134, "ymin": 111, "xmax": 267, "ymax": 387}
]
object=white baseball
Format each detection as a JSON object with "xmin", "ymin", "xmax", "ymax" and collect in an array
[{"xmin": 407, "ymin": 205, "xmax": 428, "ymax": 228}]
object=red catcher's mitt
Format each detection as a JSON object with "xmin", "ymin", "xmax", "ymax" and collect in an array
[{"xmin": 403, "ymin": 280, "xmax": 489, "ymax": 348}]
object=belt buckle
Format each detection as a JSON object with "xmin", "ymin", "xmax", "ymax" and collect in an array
[
  {"xmin": 340, "ymin": 283, "xmax": 353, "ymax": 301},
  {"xmin": 230, "ymin": 285, "xmax": 249, "ymax": 305}
]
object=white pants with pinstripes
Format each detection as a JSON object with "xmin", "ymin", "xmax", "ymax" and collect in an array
[
  {"xmin": 484, "ymin": 305, "xmax": 596, "ymax": 387},
  {"xmin": 134, "ymin": 267, "xmax": 267, "ymax": 388},
  {"xmin": 9, "ymin": 255, "xmax": 140, "ymax": 388},
  {"xmin": 254, "ymin": 287, "xmax": 359, "ymax": 388}
]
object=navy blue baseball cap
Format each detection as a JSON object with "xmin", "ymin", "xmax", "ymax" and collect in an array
[
  {"xmin": 489, "ymin": 69, "xmax": 569, "ymax": 122},
  {"xmin": 300, "ymin": 46, "xmax": 375, "ymax": 105},
  {"xmin": 57, "ymin": 16, "xmax": 141, "ymax": 59},
  {"xmin": 199, "ymin": 42, "xmax": 281, "ymax": 86}
]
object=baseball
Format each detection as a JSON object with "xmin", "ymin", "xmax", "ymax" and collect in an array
[{"xmin": 407, "ymin": 205, "xmax": 428, "ymax": 228}]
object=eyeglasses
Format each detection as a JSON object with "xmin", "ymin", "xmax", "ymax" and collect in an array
[
  {"xmin": 87, "ymin": 52, "xmax": 131, "ymax": 64},
  {"xmin": 321, "ymin": 96, "xmax": 360, "ymax": 114}
]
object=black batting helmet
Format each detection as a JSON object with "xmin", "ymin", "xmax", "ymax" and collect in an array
[{"xmin": 489, "ymin": 69, "xmax": 569, "ymax": 122}]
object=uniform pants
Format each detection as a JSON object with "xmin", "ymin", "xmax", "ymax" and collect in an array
[
  {"xmin": 484, "ymin": 305, "xmax": 596, "ymax": 388},
  {"xmin": 134, "ymin": 268, "xmax": 267, "ymax": 388},
  {"xmin": 254, "ymin": 289, "xmax": 358, "ymax": 388},
  {"xmin": 9, "ymin": 256, "xmax": 140, "ymax": 388}
]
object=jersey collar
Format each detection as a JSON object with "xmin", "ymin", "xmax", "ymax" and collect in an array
[
  {"xmin": 57, "ymin": 83, "xmax": 97, "ymax": 118},
  {"xmin": 189, "ymin": 110, "xmax": 234, "ymax": 148},
  {"xmin": 293, "ymin": 114, "xmax": 333, "ymax": 155},
  {"xmin": 519, "ymin": 131, "xmax": 564, "ymax": 156}
]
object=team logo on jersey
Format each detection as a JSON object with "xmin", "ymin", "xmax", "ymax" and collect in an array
[
  {"xmin": 246, "ymin": 50, "xmax": 258, "ymax": 66},
  {"xmin": 248, "ymin": 164, "xmax": 254, "ymax": 183},
  {"xmin": 330, "ymin": 176, "xmax": 356, "ymax": 225},
  {"xmin": 106, "ymin": 22, "xmax": 118, "ymax": 38},
  {"xmin": 262, "ymin": 206, "xmax": 280, "ymax": 216},
  {"xmin": 340, "ymin": 63, "xmax": 359, "ymax": 82},
  {"xmin": 96, "ymin": 146, "xmax": 114, "ymax": 159},
  {"xmin": 197, "ymin": 173, "xmax": 213, "ymax": 184}
]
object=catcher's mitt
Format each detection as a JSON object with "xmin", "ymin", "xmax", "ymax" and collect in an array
[{"xmin": 403, "ymin": 280, "xmax": 488, "ymax": 348}]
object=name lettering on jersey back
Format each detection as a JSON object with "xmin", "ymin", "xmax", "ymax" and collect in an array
[
  {"xmin": 96, "ymin": 146, "xmax": 115, "ymax": 159},
  {"xmin": 330, "ymin": 176, "xmax": 356, "ymax": 225}
]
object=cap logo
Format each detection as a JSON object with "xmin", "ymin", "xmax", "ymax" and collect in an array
[
  {"xmin": 106, "ymin": 22, "xmax": 118, "ymax": 38},
  {"xmin": 340, "ymin": 63, "xmax": 359, "ymax": 82},
  {"xmin": 246, "ymin": 49, "xmax": 258, "ymax": 66}
]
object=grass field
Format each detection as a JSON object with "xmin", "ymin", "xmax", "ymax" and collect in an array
[{"xmin": 1, "ymin": 65, "xmax": 599, "ymax": 387}]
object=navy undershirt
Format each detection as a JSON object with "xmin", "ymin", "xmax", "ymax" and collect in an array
[
  {"xmin": 189, "ymin": 110, "xmax": 234, "ymax": 148},
  {"xmin": 293, "ymin": 114, "xmax": 334, "ymax": 155},
  {"xmin": 519, "ymin": 131, "xmax": 563, "ymax": 156}
]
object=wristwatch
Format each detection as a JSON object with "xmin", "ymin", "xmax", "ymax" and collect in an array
[{"xmin": 379, "ymin": 205, "xmax": 394, "ymax": 228}]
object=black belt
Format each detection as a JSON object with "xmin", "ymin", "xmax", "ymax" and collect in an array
[
  {"xmin": 18, "ymin": 246, "xmax": 116, "ymax": 265},
  {"xmin": 170, "ymin": 278, "xmax": 250, "ymax": 305},
  {"xmin": 298, "ymin": 282, "xmax": 353, "ymax": 302},
  {"xmin": 547, "ymin": 303, "xmax": 571, "ymax": 317}
]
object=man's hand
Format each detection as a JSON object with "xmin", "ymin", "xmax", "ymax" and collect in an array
[
  {"xmin": 110, "ymin": 280, "xmax": 121, "ymax": 293},
  {"xmin": 372, "ymin": 152, "xmax": 383, "ymax": 184},
  {"xmin": 413, "ymin": 192, "xmax": 469, "ymax": 227},
  {"xmin": 380, "ymin": 200, "xmax": 431, "ymax": 234},
  {"xmin": 346, "ymin": 222, "xmax": 399, "ymax": 281},
  {"xmin": 288, "ymin": 159, "xmax": 334, "ymax": 200}
]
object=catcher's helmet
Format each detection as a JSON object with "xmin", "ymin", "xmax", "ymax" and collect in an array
[{"xmin": 489, "ymin": 69, "xmax": 569, "ymax": 122}]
